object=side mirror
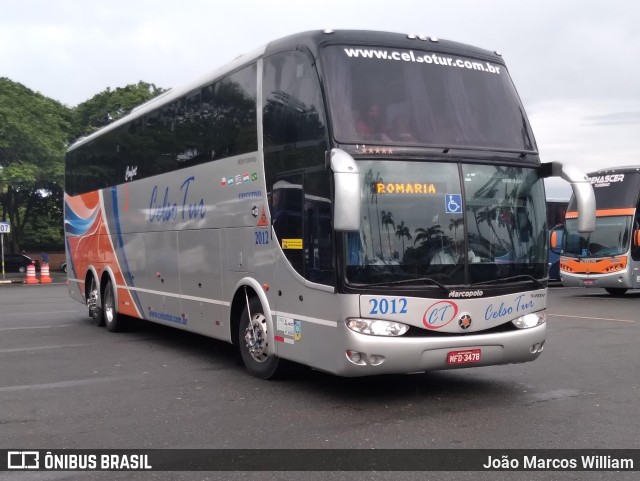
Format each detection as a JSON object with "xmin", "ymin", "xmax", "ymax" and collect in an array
[
  {"xmin": 549, "ymin": 226, "xmax": 564, "ymax": 254},
  {"xmin": 542, "ymin": 162, "xmax": 595, "ymax": 232},
  {"xmin": 634, "ymin": 230, "xmax": 640, "ymax": 248},
  {"xmin": 330, "ymin": 149, "xmax": 361, "ymax": 231}
]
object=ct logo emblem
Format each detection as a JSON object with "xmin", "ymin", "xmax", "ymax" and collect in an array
[{"xmin": 458, "ymin": 314, "xmax": 472, "ymax": 330}]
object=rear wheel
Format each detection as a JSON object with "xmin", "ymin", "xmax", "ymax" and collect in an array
[
  {"xmin": 238, "ymin": 297, "xmax": 282, "ymax": 379},
  {"xmin": 605, "ymin": 287, "xmax": 628, "ymax": 296},
  {"xmin": 103, "ymin": 279, "xmax": 124, "ymax": 332},
  {"xmin": 88, "ymin": 276, "xmax": 104, "ymax": 326}
]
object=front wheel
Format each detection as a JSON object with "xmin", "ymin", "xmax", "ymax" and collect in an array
[
  {"xmin": 605, "ymin": 287, "xmax": 628, "ymax": 296},
  {"xmin": 103, "ymin": 279, "xmax": 124, "ymax": 332},
  {"xmin": 238, "ymin": 297, "xmax": 282, "ymax": 379}
]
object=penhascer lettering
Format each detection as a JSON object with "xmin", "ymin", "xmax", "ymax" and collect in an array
[
  {"xmin": 589, "ymin": 173, "xmax": 624, "ymax": 188},
  {"xmin": 344, "ymin": 48, "xmax": 502, "ymax": 75}
]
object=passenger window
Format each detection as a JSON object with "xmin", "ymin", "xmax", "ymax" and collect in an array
[
  {"xmin": 270, "ymin": 169, "xmax": 334, "ymax": 286},
  {"xmin": 263, "ymin": 51, "xmax": 326, "ymax": 149},
  {"xmin": 271, "ymin": 173, "xmax": 305, "ymax": 277}
]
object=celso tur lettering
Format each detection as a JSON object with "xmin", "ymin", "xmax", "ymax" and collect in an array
[{"xmin": 148, "ymin": 176, "xmax": 205, "ymax": 223}]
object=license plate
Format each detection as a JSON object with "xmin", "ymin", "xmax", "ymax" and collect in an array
[
  {"xmin": 583, "ymin": 279, "xmax": 595, "ymax": 286},
  {"xmin": 447, "ymin": 349, "xmax": 481, "ymax": 365}
]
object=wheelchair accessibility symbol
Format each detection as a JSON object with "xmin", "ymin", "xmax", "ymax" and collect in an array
[{"xmin": 445, "ymin": 194, "xmax": 463, "ymax": 214}]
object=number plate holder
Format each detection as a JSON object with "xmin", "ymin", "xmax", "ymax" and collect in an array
[{"xmin": 447, "ymin": 349, "xmax": 481, "ymax": 365}]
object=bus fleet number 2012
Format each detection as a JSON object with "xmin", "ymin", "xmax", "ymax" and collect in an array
[{"xmin": 368, "ymin": 298, "xmax": 408, "ymax": 315}]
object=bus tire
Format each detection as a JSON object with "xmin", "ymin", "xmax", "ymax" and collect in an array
[
  {"xmin": 238, "ymin": 297, "xmax": 281, "ymax": 379},
  {"xmin": 103, "ymin": 279, "xmax": 123, "ymax": 332},
  {"xmin": 604, "ymin": 287, "xmax": 627, "ymax": 296},
  {"xmin": 89, "ymin": 276, "xmax": 105, "ymax": 326}
]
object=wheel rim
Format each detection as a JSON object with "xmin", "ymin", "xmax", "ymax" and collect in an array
[
  {"xmin": 104, "ymin": 286, "xmax": 114, "ymax": 323},
  {"xmin": 244, "ymin": 313, "xmax": 270, "ymax": 363},
  {"xmin": 89, "ymin": 278, "xmax": 98, "ymax": 310}
]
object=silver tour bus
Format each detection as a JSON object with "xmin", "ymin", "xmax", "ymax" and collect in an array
[{"xmin": 64, "ymin": 30, "xmax": 595, "ymax": 378}]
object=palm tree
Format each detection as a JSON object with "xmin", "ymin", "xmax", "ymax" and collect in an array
[
  {"xmin": 449, "ymin": 217, "xmax": 464, "ymax": 255},
  {"xmin": 381, "ymin": 210, "xmax": 395, "ymax": 256},
  {"xmin": 477, "ymin": 206, "xmax": 506, "ymax": 249},
  {"xmin": 449, "ymin": 217, "xmax": 464, "ymax": 237},
  {"xmin": 414, "ymin": 225, "xmax": 444, "ymax": 247},
  {"xmin": 395, "ymin": 221, "xmax": 412, "ymax": 258}
]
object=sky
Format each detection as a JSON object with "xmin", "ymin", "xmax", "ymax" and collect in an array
[{"xmin": 2, "ymin": 0, "xmax": 639, "ymax": 198}]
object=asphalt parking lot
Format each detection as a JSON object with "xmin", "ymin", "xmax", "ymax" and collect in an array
[{"xmin": 0, "ymin": 283, "xmax": 638, "ymax": 481}]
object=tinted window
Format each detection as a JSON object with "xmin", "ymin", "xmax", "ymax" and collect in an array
[
  {"xmin": 270, "ymin": 169, "xmax": 334, "ymax": 285},
  {"xmin": 208, "ymin": 65, "xmax": 258, "ymax": 159},
  {"xmin": 263, "ymin": 51, "xmax": 326, "ymax": 148},
  {"xmin": 66, "ymin": 64, "xmax": 258, "ymax": 196},
  {"xmin": 567, "ymin": 172, "xmax": 640, "ymax": 211},
  {"xmin": 323, "ymin": 45, "xmax": 535, "ymax": 151},
  {"xmin": 262, "ymin": 51, "xmax": 328, "ymax": 205}
]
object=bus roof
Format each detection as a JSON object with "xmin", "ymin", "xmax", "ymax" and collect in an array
[
  {"xmin": 68, "ymin": 29, "xmax": 505, "ymax": 152},
  {"xmin": 587, "ymin": 165, "xmax": 640, "ymax": 175},
  {"xmin": 265, "ymin": 29, "xmax": 502, "ymax": 61}
]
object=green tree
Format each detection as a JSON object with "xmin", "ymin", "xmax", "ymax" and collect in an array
[
  {"xmin": 0, "ymin": 78, "xmax": 73, "ymax": 252},
  {"xmin": 0, "ymin": 78, "xmax": 165, "ymax": 253}
]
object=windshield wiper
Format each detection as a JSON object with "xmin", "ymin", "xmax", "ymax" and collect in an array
[
  {"xmin": 364, "ymin": 276, "xmax": 450, "ymax": 292},
  {"xmin": 471, "ymin": 274, "xmax": 544, "ymax": 288}
]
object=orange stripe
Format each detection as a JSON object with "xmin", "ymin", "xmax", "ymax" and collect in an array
[
  {"xmin": 566, "ymin": 208, "xmax": 635, "ymax": 218},
  {"xmin": 560, "ymin": 256, "xmax": 627, "ymax": 274}
]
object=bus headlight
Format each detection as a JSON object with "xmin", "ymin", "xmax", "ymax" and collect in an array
[
  {"xmin": 512, "ymin": 310, "xmax": 547, "ymax": 329},
  {"xmin": 346, "ymin": 318, "xmax": 410, "ymax": 336}
]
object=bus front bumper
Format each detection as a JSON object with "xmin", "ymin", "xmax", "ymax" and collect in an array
[
  {"xmin": 560, "ymin": 271, "xmax": 632, "ymax": 289},
  {"xmin": 330, "ymin": 322, "xmax": 546, "ymax": 377}
]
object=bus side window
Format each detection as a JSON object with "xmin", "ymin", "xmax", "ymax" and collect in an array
[
  {"xmin": 263, "ymin": 50, "xmax": 333, "ymax": 286},
  {"xmin": 303, "ymin": 170, "xmax": 334, "ymax": 285},
  {"xmin": 271, "ymin": 174, "xmax": 305, "ymax": 277},
  {"xmin": 270, "ymin": 171, "xmax": 335, "ymax": 286}
]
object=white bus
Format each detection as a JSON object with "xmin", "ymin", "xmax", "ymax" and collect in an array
[
  {"xmin": 65, "ymin": 30, "xmax": 595, "ymax": 378},
  {"xmin": 556, "ymin": 166, "xmax": 640, "ymax": 295}
]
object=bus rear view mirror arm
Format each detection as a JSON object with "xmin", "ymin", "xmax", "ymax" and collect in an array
[
  {"xmin": 330, "ymin": 149, "xmax": 361, "ymax": 232},
  {"xmin": 542, "ymin": 161, "xmax": 596, "ymax": 233}
]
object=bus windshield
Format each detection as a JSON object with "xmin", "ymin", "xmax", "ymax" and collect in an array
[
  {"xmin": 344, "ymin": 162, "xmax": 547, "ymax": 286},
  {"xmin": 322, "ymin": 45, "xmax": 536, "ymax": 152},
  {"xmin": 563, "ymin": 216, "xmax": 632, "ymax": 258}
]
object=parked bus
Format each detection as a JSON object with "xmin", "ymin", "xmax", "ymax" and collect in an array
[
  {"xmin": 65, "ymin": 30, "xmax": 595, "ymax": 378},
  {"xmin": 546, "ymin": 195, "xmax": 569, "ymax": 281},
  {"xmin": 556, "ymin": 166, "xmax": 640, "ymax": 295}
]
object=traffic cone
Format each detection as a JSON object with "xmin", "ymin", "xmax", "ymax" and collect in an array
[
  {"xmin": 40, "ymin": 262, "xmax": 52, "ymax": 283},
  {"xmin": 25, "ymin": 263, "xmax": 39, "ymax": 284}
]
